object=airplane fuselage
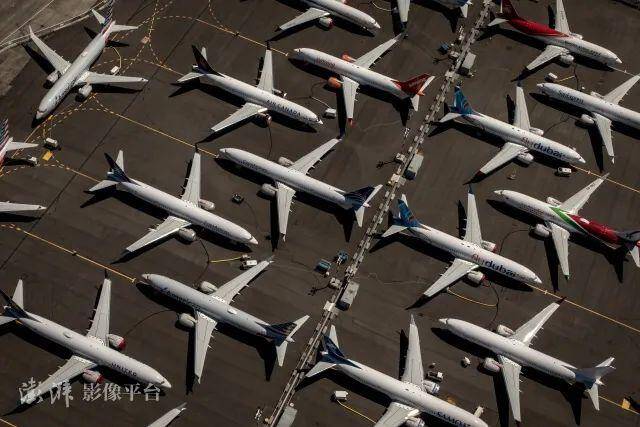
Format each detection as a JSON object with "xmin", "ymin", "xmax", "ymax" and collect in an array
[
  {"xmin": 304, "ymin": 0, "xmax": 380, "ymax": 29},
  {"xmin": 538, "ymin": 83, "xmax": 640, "ymax": 130}
]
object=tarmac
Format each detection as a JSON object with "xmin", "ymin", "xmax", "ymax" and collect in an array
[{"xmin": 0, "ymin": 0, "xmax": 639, "ymax": 426}]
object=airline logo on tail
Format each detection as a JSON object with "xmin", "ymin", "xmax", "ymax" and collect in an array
[
  {"xmin": 500, "ymin": 0, "xmax": 520, "ymax": 20},
  {"xmin": 393, "ymin": 74, "xmax": 432, "ymax": 96},
  {"xmin": 398, "ymin": 198, "xmax": 420, "ymax": 228},
  {"xmin": 452, "ymin": 87, "xmax": 474, "ymax": 116}
]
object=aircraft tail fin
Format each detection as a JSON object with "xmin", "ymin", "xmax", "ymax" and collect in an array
[
  {"xmin": 92, "ymin": 1, "xmax": 138, "ymax": 32},
  {"xmin": 450, "ymin": 86, "xmax": 474, "ymax": 116},
  {"xmin": 88, "ymin": 150, "xmax": 130, "ymax": 192},
  {"xmin": 571, "ymin": 357, "xmax": 615, "ymax": 410},
  {"xmin": 346, "ymin": 185, "xmax": 382, "ymax": 227},
  {"xmin": 306, "ymin": 325, "xmax": 358, "ymax": 378},
  {"xmin": 271, "ymin": 315, "xmax": 310, "ymax": 367},
  {"xmin": 459, "ymin": 3, "xmax": 469, "ymax": 18},
  {"xmin": 395, "ymin": 73, "xmax": 433, "ymax": 96},
  {"xmin": 498, "ymin": 0, "xmax": 520, "ymax": 20},
  {"xmin": 191, "ymin": 45, "xmax": 222, "ymax": 76},
  {"xmin": 0, "ymin": 280, "xmax": 33, "ymax": 321},
  {"xmin": 614, "ymin": 230, "xmax": 640, "ymax": 267}
]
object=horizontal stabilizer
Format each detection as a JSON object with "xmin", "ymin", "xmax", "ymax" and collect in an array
[
  {"xmin": 487, "ymin": 17, "xmax": 507, "ymax": 27},
  {"xmin": 439, "ymin": 112, "xmax": 462, "ymax": 123},
  {"xmin": 350, "ymin": 185, "xmax": 382, "ymax": 227},
  {"xmin": 0, "ymin": 280, "xmax": 33, "ymax": 320},
  {"xmin": 0, "ymin": 315, "xmax": 15, "ymax": 327},
  {"xmin": 273, "ymin": 315, "xmax": 309, "ymax": 367},
  {"xmin": 177, "ymin": 72, "xmax": 203, "ymax": 83},
  {"xmin": 88, "ymin": 179, "xmax": 117, "ymax": 193},
  {"xmin": 109, "ymin": 24, "xmax": 138, "ymax": 32},
  {"xmin": 305, "ymin": 360, "xmax": 336, "ymax": 378},
  {"xmin": 382, "ymin": 224, "xmax": 408, "ymax": 238}
]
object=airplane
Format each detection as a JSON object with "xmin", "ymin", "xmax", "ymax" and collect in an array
[
  {"xmin": 306, "ymin": 318, "xmax": 488, "ymax": 427},
  {"xmin": 177, "ymin": 46, "xmax": 322, "ymax": 134},
  {"xmin": 396, "ymin": 0, "xmax": 472, "ymax": 27},
  {"xmin": 440, "ymin": 301, "xmax": 615, "ymax": 423},
  {"xmin": 381, "ymin": 188, "xmax": 541, "ymax": 299},
  {"xmin": 147, "ymin": 402, "xmax": 186, "ymax": 427},
  {"xmin": 537, "ymin": 75, "xmax": 640, "ymax": 164},
  {"xmin": 141, "ymin": 259, "xmax": 309, "ymax": 382},
  {"xmin": 291, "ymin": 35, "xmax": 434, "ymax": 124},
  {"xmin": 495, "ymin": 173, "xmax": 640, "ymax": 278},
  {"xmin": 88, "ymin": 150, "xmax": 257, "ymax": 255},
  {"xmin": 0, "ymin": 277, "xmax": 171, "ymax": 405},
  {"xmin": 29, "ymin": 7, "xmax": 147, "ymax": 120},
  {"xmin": 488, "ymin": 0, "xmax": 621, "ymax": 71},
  {"xmin": 440, "ymin": 86, "xmax": 584, "ymax": 180},
  {"xmin": 218, "ymin": 138, "xmax": 382, "ymax": 240},
  {"xmin": 277, "ymin": 0, "xmax": 380, "ymax": 32}
]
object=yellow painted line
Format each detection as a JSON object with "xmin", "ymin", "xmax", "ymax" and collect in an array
[
  {"xmin": 336, "ymin": 400, "xmax": 375, "ymax": 424},
  {"xmin": 0, "ymin": 418, "xmax": 17, "ymax": 427},
  {"xmin": 601, "ymin": 395, "xmax": 639, "ymax": 415},
  {"xmin": 209, "ymin": 255, "xmax": 246, "ymax": 264},
  {"xmin": 575, "ymin": 167, "xmax": 640, "ymax": 195},
  {"xmin": 194, "ymin": 18, "xmax": 289, "ymax": 56},
  {"xmin": 447, "ymin": 288, "xmax": 497, "ymax": 307}
]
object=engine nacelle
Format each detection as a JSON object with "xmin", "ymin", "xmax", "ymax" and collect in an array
[
  {"xmin": 198, "ymin": 199, "xmax": 215, "ymax": 211},
  {"xmin": 495, "ymin": 324, "xmax": 514, "ymax": 337},
  {"xmin": 46, "ymin": 71, "xmax": 60, "ymax": 84},
  {"xmin": 405, "ymin": 417, "xmax": 426, "ymax": 427},
  {"xmin": 341, "ymin": 53, "xmax": 356, "ymax": 63},
  {"xmin": 178, "ymin": 313, "xmax": 196, "ymax": 329},
  {"xmin": 529, "ymin": 127, "xmax": 544, "ymax": 136},
  {"xmin": 199, "ymin": 281, "xmax": 218, "ymax": 294},
  {"xmin": 260, "ymin": 183, "xmax": 277, "ymax": 198},
  {"xmin": 559, "ymin": 54, "xmax": 574, "ymax": 65},
  {"xmin": 516, "ymin": 152, "xmax": 534, "ymax": 165},
  {"xmin": 258, "ymin": 112, "xmax": 272, "ymax": 126},
  {"xmin": 422, "ymin": 379, "xmax": 440, "ymax": 395},
  {"xmin": 579, "ymin": 113, "xmax": 595, "ymax": 125},
  {"xmin": 546, "ymin": 196, "xmax": 561, "ymax": 206},
  {"xmin": 570, "ymin": 32, "xmax": 583, "ymax": 40},
  {"xmin": 532, "ymin": 223, "xmax": 551, "ymax": 238},
  {"xmin": 278, "ymin": 157, "xmax": 294, "ymax": 167},
  {"xmin": 327, "ymin": 77, "xmax": 342, "ymax": 89},
  {"xmin": 78, "ymin": 84, "xmax": 93, "ymax": 99},
  {"xmin": 481, "ymin": 240, "xmax": 497, "ymax": 253},
  {"xmin": 318, "ymin": 16, "xmax": 333, "ymax": 29},
  {"xmin": 482, "ymin": 357, "xmax": 501, "ymax": 373},
  {"xmin": 107, "ymin": 334, "xmax": 126, "ymax": 350},
  {"xmin": 466, "ymin": 270, "xmax": 485, "ymax": 285},
  {"xmin": 82, "ymin": 370, "xmax": 104, "ymax": 384},
  {"xmin": 177, "ymin": 228, "xmax": 197, "ymax": 242}
]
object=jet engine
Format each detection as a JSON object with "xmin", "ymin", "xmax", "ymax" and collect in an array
[
  {"xmin": 579, "ymin": 113, "xmax": 595, "ymax": 125},
  {"xmin": 273, "ymin": 88, "xmax": 287, "ymax": 98},
  {"xmin": 46, "ymin": 71, "xmax": 60, "ymax": 84},
  {"xmin": 199, "ymin": 280, "xmax": 218, "ymax": 294},
  {"xmin": 177, "ymin": 228, "xmax": 197, "ymax": 242},
  {"xmin": 318, "ymin": 16, "xmax": 334, "ymax": 29},
  {"xmin": 467, "ymin": 270, "xmax": 485, "ymax": 285},
  {"xmin": 107, "ymin": 334, "xmax": 126, "ymax": 350},
  {"xmin": 78, "ymin": 84, "xmax": 93, "ymax": 99},
  {"xmin": 422, "ymin": 379, "xmax": 440, "ymax": 395},
  {"xmin": 260, "ymin": 183, "xmax": 277, "ymax": 198},
  {"xmin": 546, "ymin": 196, "xmax": 561, "ymax": 206},
  {"xmin": 481, "ymin": 240, "xmax": 497, "ymax": 252},
  {"xmin": 341, "ymin": 53, "xmax": 356, "ymax": 63},
  {"xmin": 495, "ymin": 324, "xmax": 514, "ymax": 337},
  {"xmin": 529, "ymin": 127, "xmax": 544, "ymax": 136},
  {"xmin": 278, "ymin": 157, "xmax": 294, "ymax": 167},
  {"xmin": 199, "ymin": 199, "xmax": 215, "ymax": 211},
  {"xmin": 516, "ymin": 152, "xmax": 534, "ymax": 165},
  {"xmin": 482, "ymin": 357, "xmax": 501, "ymax": 373},
  {"xmin": 258, "ymin": 112, "xmax": 272, "ymax": 126},
  {"xmin": 405, "ymin": 418, "xmax": 425, "ymax": 427},
  {"xmin": 559, "ymin": 54, "xmax": 575, "ymax": 65},
  {"xmin": 570, "ymin": 33, "xmax": 583, "ymax": 40},
  {"xmin": 82, "ymin": 370, "xmax": 104, "ymax": 384},
  {"xmin": 327, "ymin": 77, "xmax": 342, "ymax": 89},
  {"xmin": 178, "ymin": 313, "xmax": 197, "ymax": 329},
  {"xmin": 532, "ymin": 223, "xmax": 551, "ymax": 238}
]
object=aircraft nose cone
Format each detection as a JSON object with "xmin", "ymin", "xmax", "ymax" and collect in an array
[
  {"xmin": 578, "ymin": 156, "xmax": 586, "ymax": 164},
  {"xmin": 536, "ymin": 83, "xmax": 545, "ymax": 90},
  {"xmin": 373, "ymin": 21, "xmax": 381, "ymax": 29},
  {"xmin": 160, "ymin": 379, "xmax": 172, "ymax": 389},
  {"xmin": 35, "ymin": 110, "xmax": 44, "ymax": 120},
  {"xmin": 493, "ymin": 190, "xmax": 504, "ymax": 197},
  {"xmin": 439, "ymin": 318, "xmax": 449, "ymax": 327},
  {"xmin": 615, "ymin": 57, "xmax": 622, "ymax": 64},
  {"xmin": 317, "ymin": 119, "xmax": 323, "ymax": 125},
  {"xmin": 249, "ymin": 236, "xmax": 258, "ymax": 245},
  {"xmin": 532, "ymin": 275, "xmax": 542, "ymax": 285},
  {"xmin": 141, "ymin": 274, "xmax": 150, "ymax": 281}
]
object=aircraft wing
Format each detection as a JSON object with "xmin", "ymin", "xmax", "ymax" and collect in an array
[
  {"xmin": 497, "ymin": 355, "xmax": 523, "ymax": 423},
  {"xmin": 513, "ymin": 85, "xmax": 531, "ymax": 130},
  {"xmin": 21, "ymin": 355, "xmax": 96, "ymax": 405},
  {"xmin": 29, "ymin": 26, "xmax": 70, "ymax": 73},
  {"xmin": 423, "ymin": 258, "xmax": 478, "ymax": 298},
  {"xmin": 559, "ymin": 173, "xmax": 608, "ymax": 213},
  {"xmin": 212, "ymin": 258, "xmax": 272, "ymax": 303},
  {"xmin": 278, "ymin": 7, "xmax": 330, "ymax": 32},
  {"xmin": 525, "ymin": 45, "xmax": 569, "ymax": 71},
  {"xmin": 257, "ymin": 49, "xmax": 274, "ymax": 93},
  {"xmin": 400, "ymin": 315, "xmax": 425, "ymax": 388},
  {"xmin": 6, "ymin": 141, "xmax": 38, "ymax": 152},
  {"xmin": 463, "ymin": 188, "xmax": 482, "ymax": 245},
  {"xmin": 554, "ymin": 0, "xmax": 571, "ymax": 34},
  {"xmin": 374, "ymin": 402, "xmax": 420, "ymax": 427},
  {"xmin": 511, "ymin": 301, "xmax": 561, "ymax": 346},
  {"xmin": 276, "ymin": 182, "xmax": 296, "ymax": 237},
  {"xmin": 341, "ymin": 76, "xmax": 359, "ymax": 122},
  {"xmin": 181, "ymin": 152, "xmax": 201, "ymax": 205},
  {"xmin": 291, "ymin": 138, "xmax": 340, "ymax": 175},
  {"xmin": 478, "ymin": 142, "xmax": 528, "ymax": 175},
  {"xmin": 592, "ymin": 113, "xmax": 614, "ymax": 162},
  {"xmin": 193, "ymin": 311, "xmax": 218, "ymax": 383},
  {"xmin": 548, "ymin": 222, "xmax": 570, "ymax": 278},
  {"xmin": 396, "ymin": 0, "xmax": 410, "ymax": 24},
  {"xmin": 0, "ymin": 201, "xmax": 45, "ymax": 213},
  {"xmin": 86, "ymin": 277, "xmax": 111, "ymax": 343},
  {"xmin": 147, "ymin": 403, "xmax": 187, "ymax": 427},
  {"xmin": 81, "ymin": 72, "xmax": 147, "ymax": 85},
  {"xmin": 211, "ymin": 103, "xmax": 267, "ymax": 133},
  {"xmin": 125, "ymin": 216, "xmax": 191, "ymax": 253},
  {"xmin": 604, "ymin": 75, "xmax": 640, "ymax": 104},
  {"xmin": 354, "ymin": 34, "xmax": 402, "ymax": 69}
]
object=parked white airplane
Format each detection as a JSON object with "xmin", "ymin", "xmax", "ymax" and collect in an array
[
  {"xmin": 306, "ymin": 319, "xmax": 488, "ymax": 427},
  {"xmin": 440, "ymin": 86, "xmax": 584, "ymax": 179},
  {"xmin": 397, "ymin": 0, "xmax": 472, "ymax": 26},
  {"xmin": 488, "ymin": 0, "xmax": 621, "ymax": 71},
  {"xmin": 89, "ymin": 150, "xmax": 257, "ymax": 254},
  {"xmin": 0, "ymin": 277, "xmax": 171, "ymax": 405},
  {"xmin": 382, "ymin": 189, "xmax": 541, "ymax": 299},
  {"xmin": 440, "ymin": 302, "xmax": 615, "ymax": 423},
  {"xmin": 142, "ymin": 259, "xmax": 309, "ymax": 382},
  {"xmin": 177, "ymin": 46, "xmax": 322, "ymax": 134},
  {"xmin": 291, "ymin": 35, "xmax": 433, "ymax": 124},
  {"xmin": 218, "ymin": 138, "xmax": 381, "ymax": 240},
  {"xmin": 147, "ymin": 403, "xmax": 187, "ymax": 427},
  {"xmin": 30, "ymin": 7, "xmax": 147, "ymax": 120},
  {"xmin": 278, "ymin": 0, "xmax": 380, "ymax": 32},
  {"xmin": 537, "ymin": 75, "xmax": 640, "ymax": 164}
]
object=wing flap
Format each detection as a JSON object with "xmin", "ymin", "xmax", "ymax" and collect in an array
[
  {"xmin": 497, "ymin": 355, "xmax": 523, "ymax": 423},
  {"xmin": 525, "ymin": 45, "xmax": 568, "ymax": 71},
  {"xmin": 374, "ymin": 402, "xmax": 420, "ymax": 427},
  {"xmin": 211, "ymin": 103, "xmax": 266, "ymax": 133},
  {"xmin": 511, "ymin": 301, "xmax": 561, "ymax": 346},
  {"xmin": 29, "ymin": 26, "xmax": 70, "ymax": 73},
  {"xmin": 21, "ymin": 356, "xmax": 96, "ymax": 405},
  {"xmin": 181, "ymin": 152, "xmax": 201, "ymax": 205},
  {"xmin": 549, "ymin": 222, "xmax": 571, "ymax": 278},
  {"xmin": 423, "ymin": 258, "xmax": 477, "ymax": 298},
  {"xmin": 193, "ymin": 311, "xmax": 217, "ymax": 383},
  {"xmin": 592, "ymin": 113, "xmax": 614, "ymax": 162},
  {"xmin": 355, "ymin": 34, "xmax": 402, "ymax": 69},
  {"xmin": 478, "ymin": 142, "xmax": 528, "ymax": 175},
  {"xmin": 559, "ymin": 173, "xmax": 608, "ymax": 213},
  {"xmin": 400, "ymin": 316, "xmax": 424, "ymax": 388},
  {"xmin": 291, "ymin": 138, "xmax": 340, "ymax": 175},
  {"xmin": 278, "ymin": 8, "xmax": 330, "ymax": 31},
  {"xmin": 513, "ymin": 85, "xmax": 531, "ymax": 130},
  {"xmin": 276, "ymin": 182, "xmax": 296, "ymax": 238},
  {"xmin": 463, "ymin": 188, "xmax": 482, "ymax": 245},
  {"xmin": 213, "ymin": 258, "xmax": 272, "ymax": 303},
  {"xmin": 125, "ymin": 216, "xmax": 191, "ymax": 253},
  {"xmin": 341, "ymin": 76, "xmax": 359, "ymax": 122},
  {"xmin": 86, "ymin": 277, "xmax": 111, "ymax": 342},
  {"xmin": 257, "ymin": 50, "xmax": 274, "ymax": 93}
]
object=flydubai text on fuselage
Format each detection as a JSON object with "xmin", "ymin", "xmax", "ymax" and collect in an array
[
  {"xmin": 219, "ymin": 148, "xmax": 352, "ymax": 209},
  {"xmin": 305, "ymin": 0, "xmax": 380, "ymax": 30},
  {"xmin": 538, "ymin": 83, "xmax": 640, "ymax": 130}
]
